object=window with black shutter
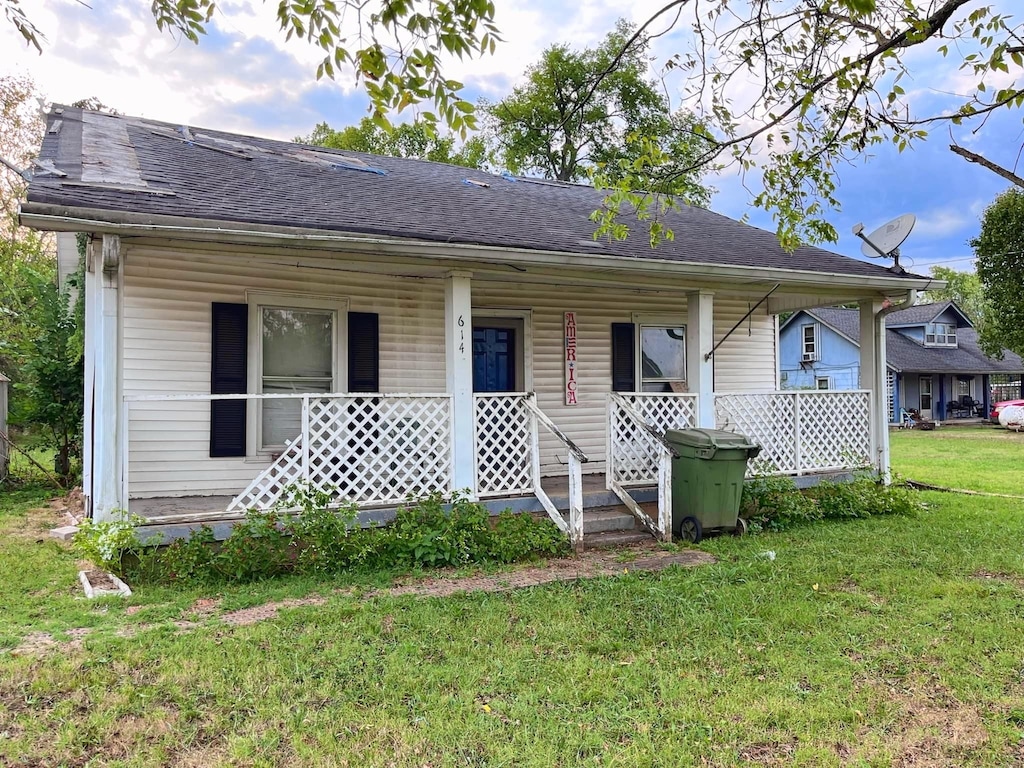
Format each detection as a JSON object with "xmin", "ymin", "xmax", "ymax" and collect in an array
[
  {"xmin": 348, "ymin": 312, "xmax": 380, "ymax": 392},
  {"xmin": 610, "ymin": 322, "xmax": 636, "ymax": 392}
]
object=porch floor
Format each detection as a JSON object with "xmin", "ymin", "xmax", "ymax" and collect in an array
[{"xmin": 129, "ymin": 473, "xmax": 644, "ymax": 525}]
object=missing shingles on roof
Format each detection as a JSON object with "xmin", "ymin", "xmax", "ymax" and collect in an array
[
  {"xmin": 463, "ymin": 178, "xmax": 490, "ymax": 188},
  {"xmin": 292, "ymin": 149, "xmax": 387, "ymax": 175},
  {"xmin": 515, "ymin": 177, "xmax": 572, "ymax": 189}
]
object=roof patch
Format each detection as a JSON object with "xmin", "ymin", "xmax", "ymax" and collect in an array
[
  {"xmin": 463, "ymin": 178, "xmax": 490, "ymax": 188},
  {"xmin": 81, "ymin": 111, "xmax": 146, "ymax": 187},
  {"xmin": 292, "ymin": 149, "xmax": 387, "ymax": 174}
]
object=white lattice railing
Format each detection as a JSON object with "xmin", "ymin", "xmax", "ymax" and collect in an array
[
  {"xmin": 474, "ymin": 393, "xmax": 587, "ymax": 551},
  {"xmin": 607, "ymin": 394, "xmax": 698, "ymax": 487},
  {"xmin": 230, "ymin": 394, "xmax": 453, "ymax": 511},
  {"xmin": 123, "ymin": 392, "xmax": 453, "ymax": 512},
  {"xmin": 714, "ymin": 390, "xmax": 872, "ymax": 476},
  {"xmin": 606, "ymin": 393, "xmax": 697, "ymax": 542},
  {"xmin": 474, "ymin": 394, "xmax": 534, "ymax": 498}
]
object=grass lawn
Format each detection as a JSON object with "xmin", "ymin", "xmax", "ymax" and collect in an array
[
  {"xmin": 890, "ymin": 425, "xmax": 1024, "ymax": 496},
  {"xmin": 2, "ymin": 429, "xmax": 1023, "ymax": 766}
]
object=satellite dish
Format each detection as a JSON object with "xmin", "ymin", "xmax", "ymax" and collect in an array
[{"xmin": 851, "ymin": 213, "xmax": 916, "ymax": 274}]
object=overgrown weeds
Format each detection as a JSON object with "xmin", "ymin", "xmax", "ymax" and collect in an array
[
  {"xmin": 740, "ymin": 475, "xmax": 921, "ymax": 531},
  {"xmin": 74, "ymin": 489, "xmax": 570, "ymax": 584}
]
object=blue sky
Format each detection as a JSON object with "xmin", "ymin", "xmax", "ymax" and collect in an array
[{"xmin": 1, "ymin": 0, "xmax": 1020, "ymax": 276}]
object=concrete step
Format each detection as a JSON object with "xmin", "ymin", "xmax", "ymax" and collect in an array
[
  {"xmin": 562, "ymin": 505, "xmax": 638, "ymax": 534},
  {"xmin": 584, "ymin": 529, "xmax": 656, "ymax": 549}
]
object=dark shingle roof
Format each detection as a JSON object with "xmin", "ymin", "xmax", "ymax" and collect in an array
[
  {"xmin": 806, "ymin": 307, "xmax": 1024, "ymax": 374},
  {"xmin": 23, "ymin": 106, "xmax": 926, "ymax": 281},
  {"xmin": 884, "ymin": 300, "xmax": 971, "ymax": 327}
]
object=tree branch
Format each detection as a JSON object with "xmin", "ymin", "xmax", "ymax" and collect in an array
[{"xmin": 950, "ymin": 144, "xmax": 1024, "ymax": 189}]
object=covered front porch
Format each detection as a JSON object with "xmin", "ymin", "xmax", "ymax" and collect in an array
[
  {"xmin": 121, "ymin": 387, "xmax": 877, "ymax": 548},
  {"xmin": 83, "ymin": 236, "xmax": 897, "ymax": 550}
]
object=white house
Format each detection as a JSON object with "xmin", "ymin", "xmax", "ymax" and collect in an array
[{"xmin": 21, "ymin": 106, "xmax": 934, "ymax": 548}]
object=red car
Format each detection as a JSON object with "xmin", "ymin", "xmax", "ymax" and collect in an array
[{"xmin": 991, "ymin": 399, "xmax": 1024, "ymax": 423}]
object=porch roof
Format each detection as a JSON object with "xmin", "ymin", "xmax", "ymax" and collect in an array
[{"xmin": 23, "ymin": 106, "xmax": 926, "ymax": 287}]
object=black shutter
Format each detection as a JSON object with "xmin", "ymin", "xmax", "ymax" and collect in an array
[
  {"xmin": 611, "ymin": 322, "xmax": 636, "ymax": 392},
  {"xmin": 210, "ymin": 303, "xmax": 248, "ymax": 457},
  {"xmin": 348, "ymin": 312, "xmax": 380, "ymax": 392}
]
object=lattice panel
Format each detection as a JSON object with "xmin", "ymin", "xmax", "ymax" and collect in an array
[
  {"xmin": 627, "ymin": 394, "xmax": 698, "ymax": 433},
  {"xmin": 715, "ymin": 393, "xmax": 798, "ymax": 475},
  {"xmin": 608, "ymin": 394, "xmax": 695, "ymax": 486},
  {"xmin": 797, "ymin": 391, "xmax": 872, "ymax": 471},
  {"xmin": 886, "ymin": 372, "xmax": 896, "ymax": 424},
  {"xmin": 229, "ymin": 395, "xmax": 452, "ymax": 512},
  {"xmin": 475, "ymin": 395, "xmax": 533, "ymax": 496}
]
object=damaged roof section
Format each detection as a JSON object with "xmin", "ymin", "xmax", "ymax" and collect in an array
[{"xmin": 24, "ymin": 105, "xmax": 925, "ymax": 282}]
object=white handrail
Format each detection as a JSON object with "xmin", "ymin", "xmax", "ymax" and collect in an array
[
  {"xmin": 522, "ymin": 394, "xmax": 588, "ymax": 552},
  {"xmin": 607, "ymin": 394, "xmax": 673, "ymax": 542}
]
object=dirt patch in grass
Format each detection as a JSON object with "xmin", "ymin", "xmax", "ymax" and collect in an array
[
  {"xmin": 972, "ymin": 570, "xmax": 1024, "ymax": 589},
  {"xmin": 382, "ymin": 544, "xmax": 711, "ymax": 597},
  {"xmin": 856, "ymin": 679, "xmax": 990, "ymax": 767},
  {"xmin": 737, "ymin": 738, "xmax": 797, "ymax": 765},
  {"xmin": 220, "ymin": 596, "xmax": 329, "ymax": 626},
  {"xmin": 5, "ymin": 543, "xmax": 713, "ymax": 655}
]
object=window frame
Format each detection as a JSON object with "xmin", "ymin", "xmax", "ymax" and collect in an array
[
  {"xmin": 815, "ymin": 376, "xmax": 832, "ymax": 390},
  {"xmin": 631, "ymin": 314, "xmax": 687, "ymax": 392},
  {"xmin": 925, "ymin": 322, "xmax": 957, "ymax": 347},
  {"xmin": 801, "ymin": 323, "xmax": 820, "ymax": 361},
  {"xmin": 245, "ymin": 292, "xmax": 349, "ymax": 456}
]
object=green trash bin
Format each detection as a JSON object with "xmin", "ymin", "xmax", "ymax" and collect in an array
[{"xmin": 665, "ymin": 428, "xmax": 761, "ymax": 543}]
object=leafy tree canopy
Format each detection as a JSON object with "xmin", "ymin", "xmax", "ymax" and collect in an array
[
  {"xmin": 298, "ymin": 117, "xmax": 486, "ymax": 168},
  {"xmin": 483, "ymin": 20, "xmax": 712, "ymax": 206},
  {"xmin": 7, "ymin": 1, "xmax": 1024, "ymax": 250},
  {"xmin": 972, "ymin": 188, "xmax": 1024, "ymax": 359},
  {"xmin": 920, "ymin": 266, "xmax": 988, "ymax": 327},
  {"xmin": 4, "ymin": 0, "xmax": 498, "ymax": 136}
]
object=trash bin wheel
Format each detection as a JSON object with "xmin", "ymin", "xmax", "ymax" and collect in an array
[
  {"xmin": 679, "ymin": 516, "xmax": 703, "ymax": 543},
  {"xmin": 733, "ymin": 518, "xmax": 748, "ymax": 537}
]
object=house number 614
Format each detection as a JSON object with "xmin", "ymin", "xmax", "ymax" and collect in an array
[{"xmin": 458, "ymin": 314, "xmax": 465, "ymax": 353}]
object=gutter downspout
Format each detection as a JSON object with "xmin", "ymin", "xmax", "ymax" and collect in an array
[{"xmin": 873, "ymin": 289, "xmax": 917, "ymax": 483}]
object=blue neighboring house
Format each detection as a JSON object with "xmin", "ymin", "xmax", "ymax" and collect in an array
[{"xmin": 779, "ymin": 301, "xmax": 1024, "ymax": 423}]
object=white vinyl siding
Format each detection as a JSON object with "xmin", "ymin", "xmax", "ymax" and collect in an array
[
  {"xmin": 122, "ymin": 244, "xmax": 779, "ymax": 495},
  {"xmin": 472, "ymin": 282, "xmax": 778, "ymax": 474},
  {"xmin": 122, "ymin": 246, "xmax": 445, "ymax": 498}
]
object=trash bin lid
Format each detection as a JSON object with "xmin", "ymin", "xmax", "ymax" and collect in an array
[{"xmin": 665, "ymin": 428, "xmax": 758, "ymax": 450}]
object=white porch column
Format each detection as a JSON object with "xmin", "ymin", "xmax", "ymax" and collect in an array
[
  {"xmin": 687, "ymin": 290, "xmax": 716, "ymax": 428},
  {"xmin": 445, "ymin": 271, "xmax": 476, "ymax": 495},
  {"xmin": 859, "ymin": 300, "xmax": 889, "ymax": 481},
  {"xmin": 92, "ymin": 235, "xmax": 123, "ymax": 522}
]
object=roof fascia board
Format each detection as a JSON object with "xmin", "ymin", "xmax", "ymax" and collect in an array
[{"xmin": 19, "ymin": 204, "xmax": 936, "ymax": 292}]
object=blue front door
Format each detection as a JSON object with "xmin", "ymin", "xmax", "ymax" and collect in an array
[{"xmin": 473, "ymin": 326, "xmax": 517, "ymax": 392}]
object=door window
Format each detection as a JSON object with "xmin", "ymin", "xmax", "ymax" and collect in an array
[
  {"xmin": 920, "ymin": 376, "xmax": 932, "ymax": 411},
  {"xmin": 473, "ymin": 327, "xmax": 517, "ymax": 392}
]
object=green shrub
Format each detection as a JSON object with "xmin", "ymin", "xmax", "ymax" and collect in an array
[
  {"xmin": 213, "ymin": 511, "xmax": 290, "ymax": 582},
  {"xmin": 390, "ymin": 491, "xmax": 492, "ymax": 568},
  {"xmin": 741, "ymin": 475, "xmax": 819, "ymax": 530},
  {"xmin": 741, "ymin": 475, "xmax": 920, "ymax": 531},
  {"xmin": 131, "ymin": 490, "xmax": 571, "ymax": 585},
  {"xmin": 159, "ymin": 525, "xmax": 217, "ymax": 582},
  {"xmin": 73, "ymin": 512, "xmax": 149, "ymax": 577},
  {"xmin": 807, "ymin": 477, "xmax": 921, "ymax": 519},
  {"xmin": 489, "ymin": 511, "xmax": 569, "ymax": 563}
]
